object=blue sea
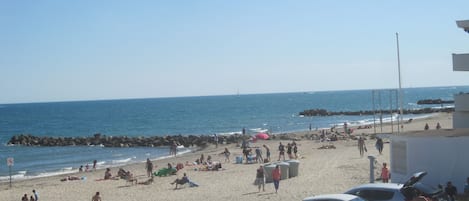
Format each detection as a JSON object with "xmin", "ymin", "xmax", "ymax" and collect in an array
[{"xmin": 0, "ymin": 86, "xmax": 468, "ymax": 181}]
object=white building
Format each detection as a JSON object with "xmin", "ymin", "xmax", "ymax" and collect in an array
[
  {"xmin": 390, "ymin": 129, "xmax": 469, "ymax": 191},
  {"xmin": 452, "ymin": 20, "xmax": 469, "ymax": 128},
  {"xmin": 389, "ymin": 20, "xmax": 469, "ymax": 191}
]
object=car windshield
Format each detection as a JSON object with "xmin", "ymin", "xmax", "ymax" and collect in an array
[{"xmin": 413, "ymin": 182, "xmax": 442, "ymax": 195}]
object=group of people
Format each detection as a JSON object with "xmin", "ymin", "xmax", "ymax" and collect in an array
[
  {"xmin": 424, "ymin": 122, "xmax": 442, "ymax": 130},
  {"xmin": 277, "ymin": 141, "xmax": 298, "ymax": 161},
  {"xmin": 357, "ymin": 136, "xmax": 386, "ymax": 156},
  {"xmin": 241, "ymin": 143, "xmax": 277, "ymax": 164},
  {"xmin": 21, "ymin": 190, "xmax": 38, "ymax": 201},
  {"xmin": 79, "ymin": 160, "xmax": 98, "ymax": 172}
]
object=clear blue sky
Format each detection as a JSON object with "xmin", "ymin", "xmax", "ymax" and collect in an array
[{"xmin": 1, "ymin": 0, "xmax": 469, "ymax": 103}]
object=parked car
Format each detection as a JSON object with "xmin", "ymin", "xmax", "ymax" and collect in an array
[
  {"xmin": 303, "ymin": 194, "xmax": 368, "ymax": 201},
  {"xmin": 344, "ymin": 171, "xmax": 448, "ymax": 201}
]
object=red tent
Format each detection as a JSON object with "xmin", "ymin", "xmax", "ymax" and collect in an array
[{"xmin": 255, "ymin": 132, "xmax": 270, "ymax": 140}]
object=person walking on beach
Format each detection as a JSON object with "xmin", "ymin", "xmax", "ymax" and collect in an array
[
  {"xmin": 92, "ymin": 192, "xmax": 102, "ymax": 201},
  {"xmin": 255, "ymin": 147, "xmax": 263, "ymax": 163},
  {"xmin": 293, "ymin": 143, "xmax": 298, "ymax": 159},
  {"xmin": 358, "ymin": 137, "xmax": 365, "ymax": 157},
  {"xmin": 146, "ymin": 158, "xmax": 154, "ymax": 178},
  {"xmin": 424, "ymin": 123, "xmax": 429, "ymax": 130},
  {"xmin": 286, "ymin": 143, "xmax": 293, "ymax": 159},
  {"xmin": 93, "ymin": 160, "xmax": 97, "ymax": 171},
  {"xmin": 221, "ymin": 148, "xmax": 230, "ymax": 163},
  {"xmin": 278, "ymin": 142, "xmax": 285, "ymax": 161},
  {"xmin": 263, "ymin": 144, "xmax": 271, "ymax": 162},
  {"xmin": 436, "ymin": 122, "xmax": 441, "ymax": 130},
  {"xmin": 381, "ymin": 162, "xmax": 390, "ymax": 183},
  {"xmin": 32, "ymin": 189, "xmax": 38, "ymax": 201},
  {"xmin": 272, "ymin": 165, "xmax": 281, "ymax": 193},
  {"xmin": 255, "ymin": 165, "xmax": 265, "ymax": 192},
  {"xmin": 213, "ymin": 134, "xmax": 219, "ymax": 148},
  {"xmin": 376, "ymin": 137, "xmax": 384, "ymax": 154}
]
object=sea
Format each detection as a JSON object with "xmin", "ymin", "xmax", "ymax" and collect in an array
[{"xmin": 0, "ymin": 86, "xmax": 468, "ymax": 182}]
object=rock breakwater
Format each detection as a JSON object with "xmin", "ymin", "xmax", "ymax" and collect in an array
[{"xmin": 7, "ymin": 133, "xmax": 247, "ymax": 148}]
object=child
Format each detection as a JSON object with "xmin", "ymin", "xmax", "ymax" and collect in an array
[{"xmin": 381, "ymin": 162, "xmax": 390, "ymax": 183}]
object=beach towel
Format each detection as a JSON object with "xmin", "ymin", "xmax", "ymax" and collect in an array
[
  {"xmin": 189, "ymin": 180, "xmax": 199, "ymax": 187},
  {"xmin": 153, "ymin": 168, "xmax": 176, "ymax": 177}
]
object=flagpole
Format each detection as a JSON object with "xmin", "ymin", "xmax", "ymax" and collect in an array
[{"xmin": 396, "ymin": 32, "xmax": 403, "ymax": 134}]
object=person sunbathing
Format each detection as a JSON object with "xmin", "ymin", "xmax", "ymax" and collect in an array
[{"xmin": 61, "ymin": 176, "xmax": 81, "ymax": 181}]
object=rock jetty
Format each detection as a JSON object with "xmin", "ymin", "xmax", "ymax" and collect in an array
[
  {"xmin": 416, "ymin": 99, "xmax": 454, "ymax": 105},
  {"xmin": 7, "ymin": 133, "xmax": 247, "ymax": 148},
  {"xmin": 299, "ymin": 107, "xmax": 454, "ymax": 117}
]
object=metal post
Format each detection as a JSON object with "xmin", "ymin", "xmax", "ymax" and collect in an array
[
  {"xmin": 9, "ymin": 165, "xmax": 12, "ymax": 188},
  {"xmin": 378, "ymin": 91, "xmax": 383, "ymax": 133},
  {"xmin": 390, "ymin": 90, "xmax": 394, "ymax": 134},
  {"xmin": 368, "ymin": 155, "xmax": 376, "ymax": 183},
  {"xmin": 396, "ymin": 32, "xmax": 404, "ymax": 134},
  {"xmin": 372, "ymin": 90, "xmax": 376, "ymax": 135}
]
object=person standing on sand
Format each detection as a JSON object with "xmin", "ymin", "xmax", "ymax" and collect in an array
[
  {"xmin": 255, "ymin": 165, "xmax": 265, "ymax": 192},
  {"xmin": 358, "ymin": 137, "xmax": 365, "ymax": 157},
  {"xmin": 93, "ymin": 160, "xmax": 97, "ymax": 171},
  {"xmin": 214, "ymin": 134, "xmax": 218, "ymax": 148},
  {"xmin": 255, "ymin": 147, "xmax": 263, "ymax": 163},
  {"xmin": 381, "ymin": 162, "xmax": 390, "ymax": 183},
  {"xmin": 32, "ymin": 189, "xmax": 38, "ymax": 201},
  {"xmin": 436, "ymin": 122, "xmax": 441, "ymax": 130},
  {"xmin": 424, "ymin": 123, "xmax": 429, "ymax": 130},
  {"xmin": 146, "ymin": 158, "xmax": 154, "ymax": 177},
  {"xmin": 278, "ymin": 142, "xmax": 285, "ymax": 161},
  {"xmin": 272, "ymin": 165, "xmax": 281, "ymax": 193},
  {"xmin": 92, "ymin": 192, "xmax": 102, "ymax": 201},
  {"xmin": 263, "ymin": 144, "xmax": 271, "ymax": 162},
  {"xmin": 286, "ymin": 143, "xmax": 293, "ymax": 159},
  {"xmin": 293, "ymin": 143, "xmax": 298, "ymax": 159},
  {"xmin": 376, "ymin": 137, "xmax": 384, "ymax": 154}
]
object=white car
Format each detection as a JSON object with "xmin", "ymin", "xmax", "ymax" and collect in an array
[
  {"xmin": 344, "ymin": 172, "xmax": 448, "ymax": 201},
  {"xmin": 303, "ymin": 194, "xmax": 368, "ymax": 201}
]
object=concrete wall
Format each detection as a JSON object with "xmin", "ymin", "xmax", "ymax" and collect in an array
[
  {"xmin": 391, "ymin": 135, "xmax": 469, "ymax": 191},
  {"xmin": 454, "ymin": 94, "xmax": 469, "ymax": 128}
]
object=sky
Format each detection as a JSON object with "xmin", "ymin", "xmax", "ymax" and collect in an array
[{"xmin": 1, "ymin": 0, "xmax": 469, "ymax": 104}]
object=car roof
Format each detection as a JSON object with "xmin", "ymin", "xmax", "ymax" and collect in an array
[
  {"xmin": 345, "ymin": 183, "xmax": 404, "ymax": 191},
  {"xmin": 303, "ymin": 194, "xmax": 364, "ymax": 201}
]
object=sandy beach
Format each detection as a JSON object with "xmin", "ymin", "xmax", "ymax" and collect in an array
[{"xmin": 0, "ymin": 113, "xmax": 452, "ymax": 201}]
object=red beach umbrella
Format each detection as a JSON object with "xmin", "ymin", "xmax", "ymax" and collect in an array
[{"xmin": 255, "ymin": 132, "xmax": 270, "ymax": 140}]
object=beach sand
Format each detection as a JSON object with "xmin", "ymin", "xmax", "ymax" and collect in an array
[{"xmin": 0, "ymin": 113, "xmax": 452, "ymax": 201}]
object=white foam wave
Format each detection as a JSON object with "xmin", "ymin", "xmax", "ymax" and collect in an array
[
  {"xmin": 62, "ymin": 167, "xmax": 73, "ymax": 171},
  {"xmin": 111, "ymin": 157, "xmax": 133, "ymax": 164}
]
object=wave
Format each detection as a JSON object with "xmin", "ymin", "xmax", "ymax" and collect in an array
[
  {"xmin": 0, "ymin": 167, "xmax": 77, "ymax": 182},
  {"xmin": 111, "ymin": 157, "xmax": 134, "ymax": 164},
  {"xmin": 0, "ymin": 173, "xmax": 25, "ymax": 181}
]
